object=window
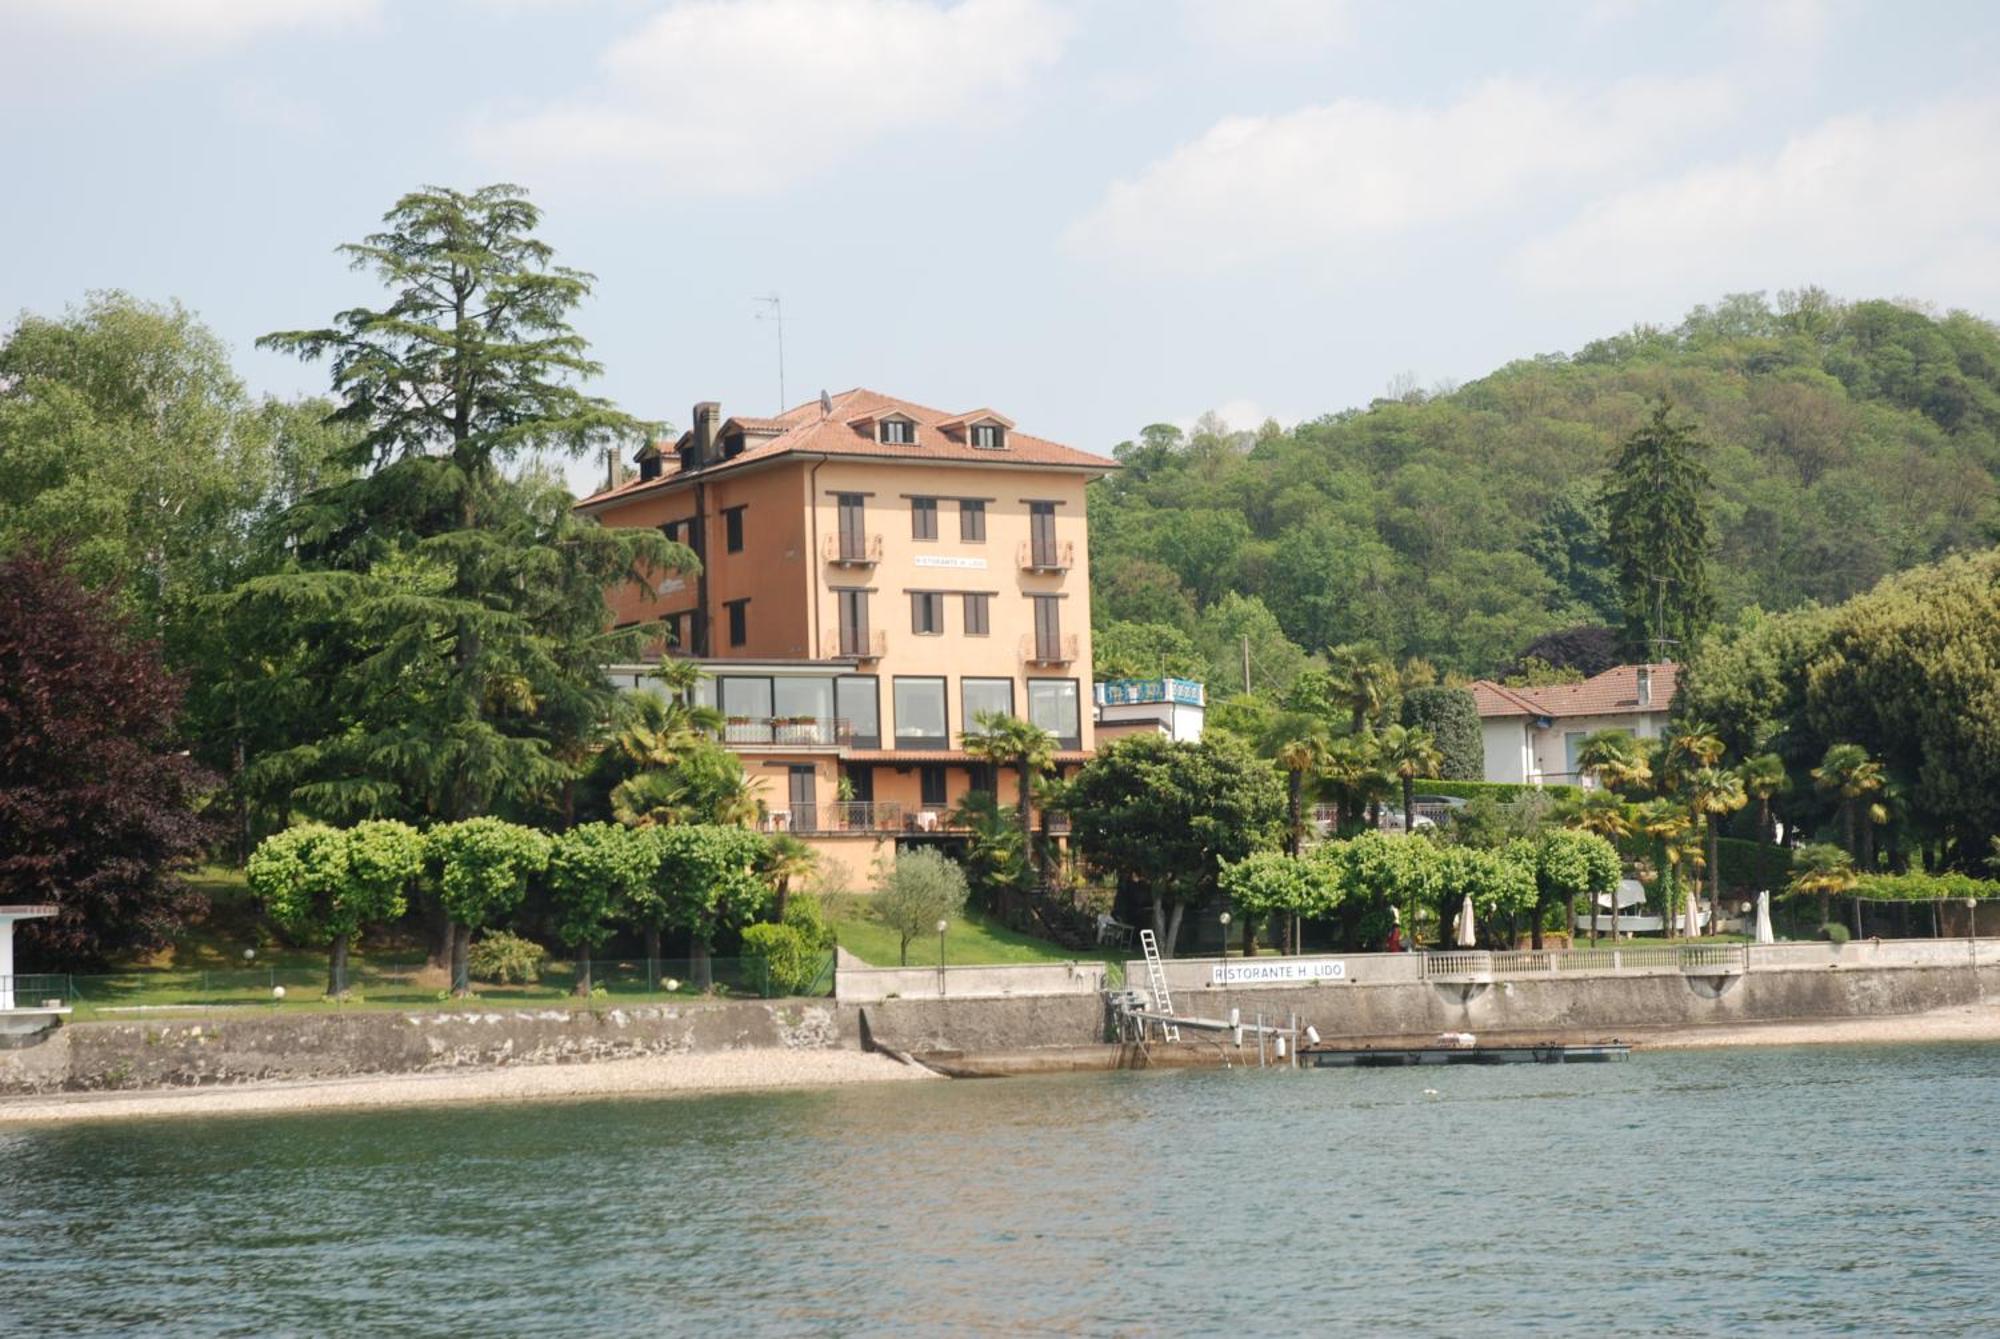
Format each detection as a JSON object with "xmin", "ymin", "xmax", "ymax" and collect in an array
[
  {"xmin": 1028, "ymin": 679, "xmax": 1081, "ymax": 747},
  {"xmin": 639, "ymin": 455, "xmax": 662, "ymax": 481},
  {"xmin": 962, "ymin": 677, "xmax": 1013, "ymax": 726},
  {"xmin": 723, "ymin": 506, "xmax": 745, "ymax": 553},
  {"xmin": 1028, "ymin": 501, "xmax": 1058, "ymax": 567},
  {"xmin": 880, "ymin": 418, "xmax": 915, "ymax": 445},
  {"xmin": 788, "ymin": 766, "xmax": 817, "ymax": 831},
  {"xmin": 663, "ymin": 612, "xmax": 684, "ymax": 648},
  {"xmin": 843, "ymin": 764, "xmax": 875, "ymax": 803},
  {"xmin": 836, "ymin": 494, "xmax": 867, "ymax": 560},
  {"xmin": 911, "ymin": 496, "xmax": 938, "ymax": 541},
  {"xmin": 720, "ymin": 676, "xmax": 774, "ymax": 722},
  {"xmin": 963, "ymin": 593, "xmax": 990, "ymax": 636},
  {"xmin": 836, "ymin": 676, "xmax": 880, "ymax": 748},
  {"xmin": 725, "ymin": 598, "xmax": 748, "ymax": 648},
  {"xmin": 1032, "ymin": 594, "xmax": 1062, "ymax": 659},
  {"xmin": 919, "ymin": 765, "xmax": 948, "ymax": 809},
  {"xmin": 959, "ymin": 499, "xmax": 986, "ymax": 541},
  {"xmin": 893, "ymin": 677, "xmax": 948, "ymax": 746},
  {"xmin": 774, "ymin": 676, "xmax": 834, "ymax": 723},
  {"xmin": 971, "ymin": 424, "xmax": 1005, "ymax": 450},
  {"xmin": 911, "ymin": 591, "xmax": 945, "ymax": 635},
  {"xmin": 837, "ymin": 589, "xmax": 870, "ymax": 657}
]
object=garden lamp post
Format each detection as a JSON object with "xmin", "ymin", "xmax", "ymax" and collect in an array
[
  {"xmin": 1219, "ymin": 911, "xmax": 1232, "ymax": 963},
  {"xmin": 1967, "ymin": 897, "xmax": 1978, "ymax": 962},
  {"xmin": 936, "ymin": 918, "xmax": 949, "ymax": 995}
]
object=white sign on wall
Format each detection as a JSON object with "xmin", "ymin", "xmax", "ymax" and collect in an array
[
  {"xmin": 1210, "ymin": 958, "xmax": 1346, "ymax": 985},
  {"xmin": 912, "ymin": 555, "xmax": 988, "ymax": 570}
]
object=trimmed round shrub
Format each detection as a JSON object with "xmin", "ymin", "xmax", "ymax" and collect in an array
[
  {"xmin": 1818, "ymin": 922, "xmax": 1852, "ymax": 945},
  {"xmin": 467, "ymin": 930, "xmax": 548, "ymax": 984},
  {"xmin": 741, "ymin": 922, "xmax": 823, "ymax": 996},
  {"xmin": 1400, "ymin": 686, "xmax": 1483, "ymax": 781}
]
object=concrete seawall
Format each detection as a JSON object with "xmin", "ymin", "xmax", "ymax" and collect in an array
[{"xmin": 2, "ymin": 957, "xmax": 1994, "ymax": 1095}]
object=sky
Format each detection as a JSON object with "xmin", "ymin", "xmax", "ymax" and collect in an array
[{"xmin": 6, "ymin": 0, "xmax": 2000, "ymax": 493}]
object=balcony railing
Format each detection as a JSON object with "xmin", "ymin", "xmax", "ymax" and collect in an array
[
  {"xmin": 762, "ymin": 801, "xmax": 907, "ymax": 834},
  {"xmin": 720, "ymin": 716, "xmax": 854, "ymax": 748},
  {"xmin": 821, "ymin": 629, "xmax": 887, "ymax": 662},
  {"xmin": 1021, "ymin": 632, "xmax": 1080, "ymax": 666},
  {"xmin": 823, "ymin": 533, "xmax": 884, "ymax": 566},
  {"xmin": 1018, "ymin": 539, "xmax": 1074, "ymax": 573}
]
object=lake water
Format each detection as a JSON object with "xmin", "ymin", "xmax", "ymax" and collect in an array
[{"xmin": 5, "ymin": 1045, "xmax": 1998, "ymax": 1336}]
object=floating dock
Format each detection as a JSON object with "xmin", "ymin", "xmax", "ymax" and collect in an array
[{"xmin": 1303, "ymin": 1042, "xmax": 1630, "ymax": 1067}]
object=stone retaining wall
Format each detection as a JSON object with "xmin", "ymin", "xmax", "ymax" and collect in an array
[{"xmin": 0, "ymin": 999, "xmax": 852, "ymax": 1096}]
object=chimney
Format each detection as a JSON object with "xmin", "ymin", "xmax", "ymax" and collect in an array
[
  {"xmin": 692, "ymin": 401, "xmax": 722, "ymax": 465},
  {"xmin": 1636, "ymin": 665, "xmax": 1652, "ymax": 708}
]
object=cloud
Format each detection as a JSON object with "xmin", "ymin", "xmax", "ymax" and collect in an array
[
  {"xmin": 1179, "ymin": 0, "xmax": 1351, "ymax": 59},
  {"xmin": 10, "ymin": 0, "xmax": 377, "ymax": 49},
  {"xmin": 1065, "ymin": 77, "xmax": 1735, "ymax": 275},
  {"xmin": 1512, "ymin": 98, "xmax": 2000, "ymax": 305},
  {"xmin": 470, "ymin": 0, "xmax": 1073, "ymax": 195}
]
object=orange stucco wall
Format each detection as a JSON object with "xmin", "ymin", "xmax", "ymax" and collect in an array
[
  {"xmin": 589, "ymin": 461, "xmax": 814, "ymax": 658},
  {"xmin": 806, "ymin": 459, "xmax": 1095, "ymax": 749}
]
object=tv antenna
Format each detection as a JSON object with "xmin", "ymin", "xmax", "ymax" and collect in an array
[{"xmin": 753, "ymin": 293, "xmax": 785, "ymax": 411}]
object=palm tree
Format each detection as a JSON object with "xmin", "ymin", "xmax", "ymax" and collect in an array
[
  {"xmin": 1688, "ymin": 765, "xmax": 1748, "ymax": 929},
  {"xmin": 614, "ymin": 690, "xmax": 724, "ymax": 773},
  {"xmin": 1317, "ymin": 734, "xmax": 1376, "ymax": 836},
  {"xmin": 757, "ymin": 835, "xmax": 816, "ymax": 923},
  {"xmin": 1275, "ymin": 731, "xmax": 1331, "ymax": 854},
  {"xmin": 1327, "ymin": 643, "xmax": 1396, "ymax": 734},
  {"xmin": 961, "ymin": 712, "xmax": 1057, "ymax": 887},
  {"xmin": 1812, "ymin": 743, "xmax": 1885, "ymax": 863},
  {"xmin": 1636, "ymin": 799, "xmax": 1695, "ymax": 937},
  {"xmin": 1738, "ymin": 754, "xmax": 1788, "ymax": 844},
  {"xmin": 1789, "ymin": 841, "xmax": 1857, "ymax": 928},
  {"xmin": 1576, "ymin": 729, "xmax": 1651, "ymax": 793},
  {"xmin": 1566, "ymin": 791, "xmax": 1633, "ymax": 942},
  {"xmin": 649, "ymin": 654, "xmax": 709, "ymax": 706},
  {"xmin": 1377, "ymin": 724, "xmax": 1443, "ymax": 833}
]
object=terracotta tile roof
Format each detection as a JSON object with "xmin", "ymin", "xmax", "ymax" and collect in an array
[
  {"xmin": 1469, "ymin": 664, "xmax": 1678, "ymax": 720},
  {"xmin": 577, "ymin": 389, "xmax": 1115, "ymax": 508}
]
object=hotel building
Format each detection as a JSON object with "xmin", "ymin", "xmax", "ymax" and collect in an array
[{"xmin": 578, "ymin": 390, "xmax": 1115, "ymax": 882}]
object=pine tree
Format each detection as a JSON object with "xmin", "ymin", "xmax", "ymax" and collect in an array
[
  {"xmin": 238, "ymin": 184, "xmax": 693, "ymax": 979},
  {"xmin": 1601, "ymin": 400, "xmax": 1716, "ymax": 659}
]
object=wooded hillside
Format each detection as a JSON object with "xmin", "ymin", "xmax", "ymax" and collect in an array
[{"xmin": 1088, "ymin": 289, "xmax": 2000, "ymax": 683}]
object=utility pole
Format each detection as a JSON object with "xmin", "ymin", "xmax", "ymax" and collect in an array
[
  {"xmin": 1241, "ymin": 635, "xmax": 1251, "ymax": 694},
  {"xmin": 753, "ymin": 293, "xmax": 785, "ymax": 410}
]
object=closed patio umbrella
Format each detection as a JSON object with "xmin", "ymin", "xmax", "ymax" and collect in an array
[
  {"xmin": 1456, "ymin": 894, "xmax": 1478, "ymax": 948},
  {"xmin": 1754, "ymin": 890, "xmax": 1775, "ymax": 945}
]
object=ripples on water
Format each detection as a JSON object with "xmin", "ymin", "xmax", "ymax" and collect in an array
[{"xmin": 4, "ymin": 1044, "xmax": 1998, "ymax": 1336}]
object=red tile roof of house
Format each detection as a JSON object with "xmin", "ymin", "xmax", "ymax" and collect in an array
[
  {"xmin": 577, "ymin": 388, "xmax": 1115, "ymax": 509},
  {"xmin": 1469, "ymin": 664, "xmax": 1678, "ymax": 720}
]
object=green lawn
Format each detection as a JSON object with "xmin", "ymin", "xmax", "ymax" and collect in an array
[{"xmin": 830, "ymin": 906, "xmax": 1120, "ymax": 968}]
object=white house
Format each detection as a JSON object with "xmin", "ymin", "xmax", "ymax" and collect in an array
[{"xmin": 1469, "ymin": 663, "xmax": 1677, "ymax": 786}]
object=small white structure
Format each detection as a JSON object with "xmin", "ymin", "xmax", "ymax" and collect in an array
[
  {"xmin": 0, "ymin": 904, "xmax": 70, "ymax": 1036},
  {"xmin": 1572, "ymin": 879, "xmax": 1708, "ymax": 936},
  {"xmin": 1093, "ymin": 677, "xmax": 1205, "ymax": 743}
]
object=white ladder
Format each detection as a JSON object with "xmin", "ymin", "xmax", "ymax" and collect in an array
[{"xmin": 1139, "ymin": 929, "xmax": 1180, "ymax": 1042}]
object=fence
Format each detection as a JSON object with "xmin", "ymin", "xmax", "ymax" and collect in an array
[
  {"xmin": 25, "ymin": 955, "xmax": 836, "ymax": 1020},
  {"xmin": 1133, "ymin": 936, "xmax": 2000, "ymax": 993}
]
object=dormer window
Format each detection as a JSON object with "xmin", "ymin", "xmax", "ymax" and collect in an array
[
  {"xmin": 971, "ymin": 423, "xmax": 1005, "ymax": 450},
  {"xmin": 880, "ymin": 418, "xmax": 916, "ymax": 445},
  {"xmin": 638, "ymin": 455, "xmax": 662, "ymax": 482}
]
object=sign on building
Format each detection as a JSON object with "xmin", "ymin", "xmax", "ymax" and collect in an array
[{"xmin": 1210, "ymin": 958, "xmax": 1346, "ymax": 985}]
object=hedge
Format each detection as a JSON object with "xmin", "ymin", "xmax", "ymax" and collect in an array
[
  {"xmin": 1714, "ymin": 837, "xmax": 1793, "ymax": 893},
  {"xmin": 1400, "ymin": 686, "xmax": 1483, "ymax": 782},
  {"xmin": 1853, "ymin": 872, "xmax": 2000, "ymax": 902},
  {"xmin": 1415, "ymin": 780, "xmax": 1584, "ymax": 804}
]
